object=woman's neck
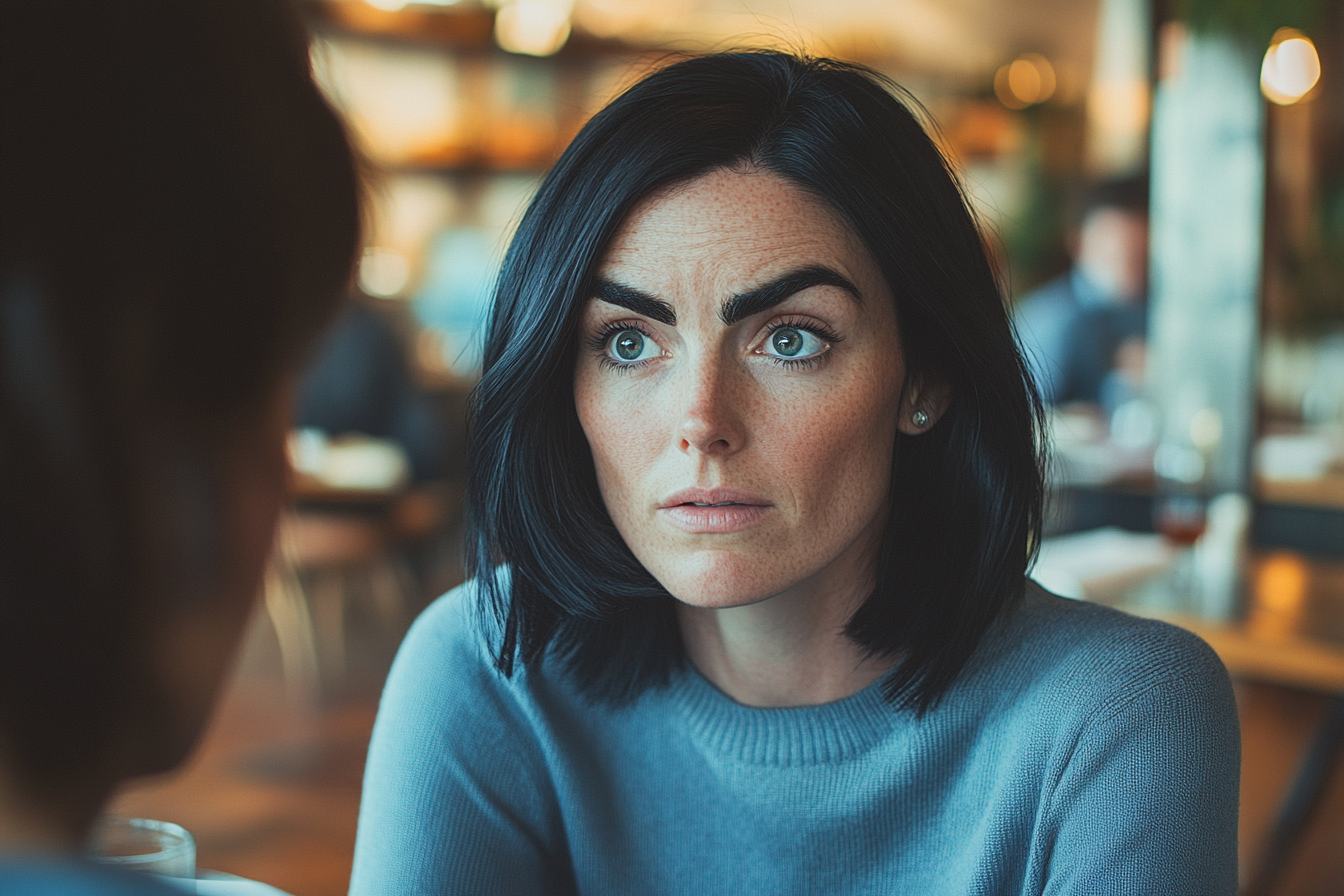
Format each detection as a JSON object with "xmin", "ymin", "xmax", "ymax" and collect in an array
[{"xmin": 675, "ymin": 528, "xmax": 894, "ymax": 708}]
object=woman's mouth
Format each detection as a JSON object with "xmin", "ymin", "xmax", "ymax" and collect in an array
[{"xmin": 658, "ymin": 489, "xmax": 774, "ymax": 533}]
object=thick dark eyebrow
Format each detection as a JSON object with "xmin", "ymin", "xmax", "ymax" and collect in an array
[
  {"xmin": 719, "ymin": 265, "xmax": 864, "ymax": 325},
  {"xmin": 592, "ymin": 278, "xmax": 676, "ymax": 325},
  {"xmin": 591, "ymin": 265, "xmax": 863, "ymax": 328}
]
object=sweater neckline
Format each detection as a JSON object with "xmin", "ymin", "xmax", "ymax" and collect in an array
[{"xmin": 670, "ymin": 664, "xmax": 902, "ymax": 766}]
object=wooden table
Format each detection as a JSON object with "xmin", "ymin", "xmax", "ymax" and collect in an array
[
  {"xmin": 1256, "ymin": 473, "xmax": 1344, "ymax": 512},
  {"xmin": 288, "ymin": 469, "xmax": 406, "ymax": 506},
  {"xmin": 1114, "ymin": 553, "xmax": 1344, "ymax": 896},
  {"xmin": 1135, "ymin": 612, "xmax": 1344, "ymax": 695}
]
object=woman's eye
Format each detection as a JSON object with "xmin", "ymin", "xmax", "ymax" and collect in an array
[
  {"xmin": 762, "ymin": 326, "xmax": 827, "ymax": 360},
  {"xmin": 606, "ymin": 328, "xmax": 659, "ymax": 363}
]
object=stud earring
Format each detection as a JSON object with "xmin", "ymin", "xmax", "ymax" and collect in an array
[{"xmin": 911, "ymin": 409, "xmax": 930, "ymax": 428}]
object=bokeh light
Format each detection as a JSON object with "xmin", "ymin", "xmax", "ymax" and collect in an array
[
  {"xmin": 359, "ymin": 247, "xmax": 411, "ymax": 297},
  {"xmin": 495, "ymin": 0, "xmax": 572, "ymax": 56},
  {"xmin": 1261, "ymin": 28, "xmax": 1321, "ymax": 105},
  {"xmin": 1248, "ymin": 552, "xmax": 1309, "ymax": 641},
  {"xmin": 994, "ymin": 53, "xmax": 1056, "ymax": 110}
]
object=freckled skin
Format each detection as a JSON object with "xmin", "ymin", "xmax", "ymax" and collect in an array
[{"xmin": 574, "ymin": 167, "xmax": 922, "ymax": 617}]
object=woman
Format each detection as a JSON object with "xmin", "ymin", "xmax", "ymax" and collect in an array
[
  {"xmin": 352, "ymin": 52, "xmax": 1238, "ymax": 895},
  {"xmin": 0, "ymin": 0, "xmax": 359, "ymax": 890}
]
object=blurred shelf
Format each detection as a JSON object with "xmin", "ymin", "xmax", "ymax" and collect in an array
[
  {"xmin": 1256, "ymin": 473, "xmax": 1344, "ymax": 511},
  {"xmin": 304, "ymin": 0, "xmax": 642, "ymax": 59},
  {"xmin": 307, "ymin": 0, "xmax": 493, "ymax": 51},
  {"xmin": 1045, "ymin": 478, "xmax": 1344, "ymax": 560},
  {"xmin": 385, "ymin": 158, "xmax": 551, "ymax": 175},
  {"xmin": 1254, "ymin": 473, "xmax": 1344, "ymax": 560},
  {"xmin": 303, "ymin": 1, "xmax": 655, "ymax": 180},
  {"xmin": 386, "ymin": 139, "xmax": 566, "ymax": 174},
  {"xmin": 1253, "ymin": 501, "xmax": 1344, "ymax": 560}
]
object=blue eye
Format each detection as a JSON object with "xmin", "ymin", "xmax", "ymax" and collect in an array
[
  {"xmin": 607, "ymin": 328, "xmax": 659, "ymax": 363},
  {"xmin": 762, "ymin": 326, "xmax": 827, "ymax": 360}
]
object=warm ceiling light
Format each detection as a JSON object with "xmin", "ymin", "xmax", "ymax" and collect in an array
[
  {"xmin": 495, "ymin": 0, "xmax": 572, "ymax": 56},
  {"xmin": 995, "ymin": 53, "xmax": 1056, "ymax": 110},
  {"xmin": 364, "ymin": 0, "xmax": 409, "ymax": 10},
  {"xmin": 1261, "ymin": 28, "xmax": 1321, "ymax": 105}
]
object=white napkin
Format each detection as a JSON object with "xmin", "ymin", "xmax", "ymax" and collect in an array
[
  {"xmin": 157, "ymin": 870, "xmax": 293, "ymax": 896},
  {"xmin": 1033, "ymin": 526, "xmax": 1175, "ymax": 603}
]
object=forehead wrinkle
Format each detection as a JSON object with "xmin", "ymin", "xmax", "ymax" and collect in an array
[{"xmin": 598, "ymin": 170, "xmax": 887, "ymax": 330}]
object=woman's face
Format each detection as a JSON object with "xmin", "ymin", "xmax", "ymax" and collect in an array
[{"xmin": 575, "ymin": 167, "xmax": 925, "ymax": 609}]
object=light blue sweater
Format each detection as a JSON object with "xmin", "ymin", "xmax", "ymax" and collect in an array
[{"xmin": 350, "ymin": 581, "xmax": 1239, "ymax": 895}]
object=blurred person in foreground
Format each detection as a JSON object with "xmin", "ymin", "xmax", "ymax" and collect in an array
[
  {"xmin": 0, "ymin": 1, "xmax": 360, "ymax": 892},
  {"xmin": 1013, "ymin": 176, "xmax": 1149, "ymax": 414}
]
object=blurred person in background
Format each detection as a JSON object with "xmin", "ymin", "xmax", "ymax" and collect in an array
[
  {"xmin": 297, "ymin": 297, "xmax": 447, "ymax": 485},
  {"xmin": 1014, "ymin": 176, "xmax": 1149, "ymax": 414},
  {"xmin": 0, "ymin": 1, "xmax": 360, "ymax": 892}
]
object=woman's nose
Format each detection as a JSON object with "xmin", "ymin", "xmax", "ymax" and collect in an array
[{"xmin": 677, "ymin": 356, "xmax": 744, "ymax": 456}]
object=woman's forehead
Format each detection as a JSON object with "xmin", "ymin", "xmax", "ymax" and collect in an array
[{"xmin": 596, "ymin": 168, "xmax": 887, "ymax": 308}]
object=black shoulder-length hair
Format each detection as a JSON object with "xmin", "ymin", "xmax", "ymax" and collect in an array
[{"xmin": 467, "ymin": 51, "xmax": 1044, "ymax": 710}]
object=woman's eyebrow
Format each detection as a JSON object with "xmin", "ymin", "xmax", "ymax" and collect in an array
[
  {"xmin": 591, "ymin": 265, "xmax": 862, "ymax": 328},
  {"xmin": 592, "ymin": 278, "xmax": 677, "ymax": 325},
  {"xmin": 720, "ymin": 265, "xmax": 864, "ymax": 325}
]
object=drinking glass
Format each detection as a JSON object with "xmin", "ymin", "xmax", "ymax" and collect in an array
[{"xmin": 88, "ymin": 816, "xmax": 196, "ymax": 879}]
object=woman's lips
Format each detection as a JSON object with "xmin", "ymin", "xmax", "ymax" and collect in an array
[{"xmin": 658, "ymin": 488, "xmax": 774, "ymax": 534}]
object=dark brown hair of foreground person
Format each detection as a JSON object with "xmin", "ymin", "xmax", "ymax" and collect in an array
[{"xmin": 0, "ymin": 0, "xmax": 360, "ymax": 844}]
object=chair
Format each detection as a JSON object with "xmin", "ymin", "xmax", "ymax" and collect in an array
[{"xmin": 263, "ymin": 506, "xmax": 415, "ymax": 701}]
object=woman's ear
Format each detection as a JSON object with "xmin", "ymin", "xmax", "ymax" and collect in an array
[{"xmin": 897, "ymin": 378, "xmax": 952, "ymax": 435}]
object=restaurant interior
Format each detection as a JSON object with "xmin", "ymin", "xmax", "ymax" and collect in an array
[{"xmin": 102, "ymin": 0, "xmax": 1344, "ymax": 893}]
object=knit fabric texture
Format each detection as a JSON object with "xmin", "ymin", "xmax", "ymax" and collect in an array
[{"xmin": 350, "ymin": 580, "xmax": 1240, "ymax": 895}]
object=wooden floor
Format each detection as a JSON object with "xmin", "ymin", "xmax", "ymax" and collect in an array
[{"xmin": 111, "ymin": 600, "xmax": 1344, "ymax": 896}]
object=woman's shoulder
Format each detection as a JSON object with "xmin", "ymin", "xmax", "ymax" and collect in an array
[
  {"xmin": 381, "ymin": 578, "xmax": 536, "ymax": 718},
  {"xmin": 1019, "ymin": 578, "xmax": 1222, "ymax": 658},
  {"xmin": 403, "ymin": 577, "xmax": 489, "ymax": 644},
  {"xmin": 356, "ymin": 580, "xmax": 575, "ymax": 894},
  {"xmin": 986, "ymin": 586, "xmax": 1240, "ymax": 894},
  {"xmin": 394, "ymin": 580, "xmax": 492, "ymax": 671},
  {"xmin": 968, "ymin": 579, "xmax": 1233, "ymax": 717}
]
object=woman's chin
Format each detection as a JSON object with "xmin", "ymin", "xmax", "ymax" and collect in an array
[
  {"xmin": 652, "ymin": 555, "xmax": 803, "ymax": 611},
  {"xmin": 669, "ymin": 590, "xmax": 776, "ymax": 611}
]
